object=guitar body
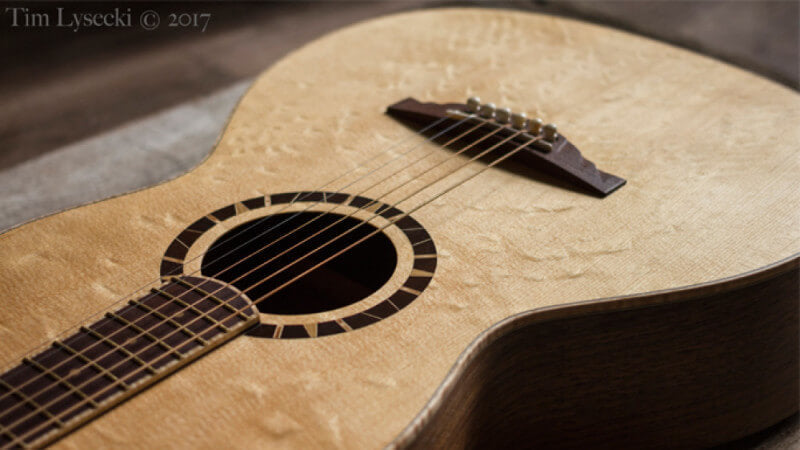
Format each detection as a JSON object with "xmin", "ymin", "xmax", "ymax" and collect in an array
[{"xmin": 1, "ymin": 8, "xmax": 797, "ymax": 448}]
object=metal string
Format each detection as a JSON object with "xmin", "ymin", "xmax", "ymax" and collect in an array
[
  {"xmin": 0, "ymin": 115, "xmax": 473, "ymax": 408},
  {"xmin": 220, "ymin": 125, "xmax": 518, "ymax": 304},
  {"xmin": 250, "ymin": 133, "xmax": 542, "ymax": 305},
  {"xmin": 5, "ymin": 118, "xmax": 540, "ymax": 443},
  {"xmin": 204, "ymin": 121, "xmax": 501, "ymax": 289},
  {"xmin": 0, "ymin": 114, "xmax": 486, "ymax": 415},
  {"xmin": 0, "ymin": 115, "xmax": 456, "ymax": 374},
  {"xmin": 202, "ymin": 119, "xmax": 490, "ymax": 284}
]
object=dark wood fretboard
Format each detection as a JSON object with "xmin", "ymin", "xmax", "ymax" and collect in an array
[{"xmin": 0, "ymin": 276, "xmax": 257, "ymax": 448}]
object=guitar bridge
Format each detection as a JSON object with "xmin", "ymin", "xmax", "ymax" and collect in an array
[{"xmin": 386, "ymin": 97, "xmax": 626, "ymax": 197}]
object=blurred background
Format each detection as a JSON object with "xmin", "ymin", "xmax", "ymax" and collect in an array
[{"xmin": 0, "ymin": 1, "xmax": 798, "ymax": 446}]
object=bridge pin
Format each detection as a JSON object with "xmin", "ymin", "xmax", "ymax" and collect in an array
[
  {"xmin": 543, "ymin": 123, "xmax": 558, "ymax": 142},
  {"xmin": 495, "ymin": 107, "xmax": 511, "ymax": 124},
  {"xmin": 528, "ymin": 118, "xmax": 543, "ymax": 135},
  {"xmin": 479, "ymin": 103, "xmax": 496, "ymax": 119},
  {"xmin": 510, "ymin": 112, "xmax": 527, "ymax": 130},
  {"xmin": 466, "ymin": 97, "xmax": 481, "ymax": 113}
]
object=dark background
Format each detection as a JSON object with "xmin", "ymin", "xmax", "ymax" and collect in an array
[{"xmin": 0, "ymin": 1, "xmax": 798, "ymax": 447}]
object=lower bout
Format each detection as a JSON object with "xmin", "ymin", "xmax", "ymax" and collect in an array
[{"xmin": 397, "ymin": 259, "xmax": 799, "ymax": 449}]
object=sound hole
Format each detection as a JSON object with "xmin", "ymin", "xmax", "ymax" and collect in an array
[{"xmin": 201, "ymin": 212, "xmax": 397, "ymax": 315}]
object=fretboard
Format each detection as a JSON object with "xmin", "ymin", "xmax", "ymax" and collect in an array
[{"xmin": 0, "ymin": 276, "xmax": 257, "ymax": 448}]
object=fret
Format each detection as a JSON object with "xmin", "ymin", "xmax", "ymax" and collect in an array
[
  {"xmin": 0, "ymin": 341, "xmax": 117, "ymax": 446},
  {"xmin": 52, "ymin": 340, "xmax": 127, "ymax": 391},
  {"xmin": 79, "ymin": 326, "xmax": 157, "ymax": 376},
  {"xmin": 0, "ymin": 276, "xmax": 258, "ymax": 448},
  {"xmin": 129, "ymin": 298, "xmax": 210, "ymax": 347},
  {"xmin": 0, "ymin": 378, "xmax": 64, "ymax": 428},
  {"xmin": 22, "ymin": 358, "xmax": 101, "ymax": 408},
  {"xmin": 172, "ymin": 277, "xmax": 252, "ymax": 322},
  {"xmin": 151, "ymin": 288, "xmax": 230, "ymax": 333},
  {"xmin": 105, "ymin": 312, "xmax": 186, "ymax": 361}
]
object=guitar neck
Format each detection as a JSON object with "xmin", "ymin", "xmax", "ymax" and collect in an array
[{"xmin": 0, "ymin": 277, "xmax": 257, "ymax": 448}]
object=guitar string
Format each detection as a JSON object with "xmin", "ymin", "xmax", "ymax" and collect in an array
[
  {"xmin": 0, "ymin": 114, "xmax": 442, "ymax": 376},
  {"xmin": 0, "ymin": 114, "xmax": 461, "ymax": 374},
  {"xmin": 0, "ymin": 115, "xmax": 504, "ymax": 429},
  {"xmin": 199, "ymin": 120, "xmax": 491, "ymax": 285},
  {"xmin": 248, "ymin": 133, "xmax": 542, "ymax": 306},
  {"xmin": 0, "ymin": 115, "xmax": 474, "ymax": 406},
  {"xmin": 5, "ymin": 118, "xmax": 539, "ymax": 442},
  {"xmin": 7, "ymin": 122, "xmax": 540, "ymax": 446},
  {"xmin": 198, "ymin": 122, "xmax": 503, "ymax": 294},
  {"xmin": 0, "ymin": 116, "xmax": 505, "ymax": 440},
  {"xmin": 0, "ymin": 118, "xmax": 484, "ymax": 433},
  {"xmin": 0, "ymin": 115, "xmax": 457, "ymax": 375},
  {"xmin": 207, "ymin": 125, "xmax": 516, "ymax": 305},
  {"xmin": 0, "ymin": 113, "xmax": 480, "ymax": 418},
  {"xmin": 157, "ymin": 115, "xmax": 457, "ymax": 281}
]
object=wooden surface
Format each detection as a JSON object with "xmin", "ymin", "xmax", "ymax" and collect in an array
[
  {"xmin": 395, "ymin": 258, "xmax": 799, "ymax": 449},
  {"xmin": 0, "ymin": 8, "xmax": 798, "ymax": 448}
]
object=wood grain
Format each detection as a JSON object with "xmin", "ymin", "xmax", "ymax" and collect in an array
[
  {"xmin": 393, "ymin": 257, "xmax": 799, "ymax": 449},
  {"xmin": 0, "ymin": 8, "xmax": 797, "ymax": 448}
]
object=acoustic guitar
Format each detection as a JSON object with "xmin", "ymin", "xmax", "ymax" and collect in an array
[{"xmin": 0, "ymin": 8, "xmax": 797, "ymax": 449}]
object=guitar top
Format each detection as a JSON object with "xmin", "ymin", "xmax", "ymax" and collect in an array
[{"xmin": 0, "ymin": 8, "xmax": 797, "ymax": 449}]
